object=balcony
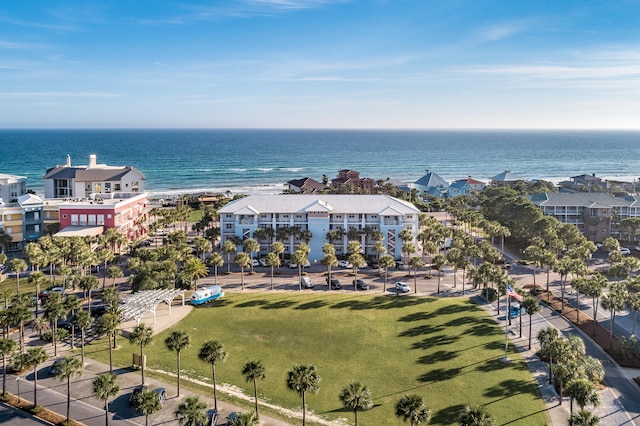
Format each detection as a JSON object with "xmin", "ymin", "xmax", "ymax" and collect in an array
[
  {"xmin": 384, "ymin": 219, "xmax": 399, "ymax": 226},
  {"xmin": 239, "ymin": 219, "xmax": 254, "ymax": 225}
]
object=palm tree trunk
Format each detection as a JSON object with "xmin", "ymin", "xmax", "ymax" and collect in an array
[
  {"xmin": 1, "ymin": 356, "xmax": 5, "ymax": 395},
  {"xmin": 302, "ymin": 391, "xmax": 306, "ymax": 426},
  {"xmin": 108, "ymin": 333, "xmax": 113, "ymax": 374},
  {"xmin": 212, "ymin": 364, "xmax": 218, "ymax": 410},
  {"xmin": 140, "ymin": 342, "xmax": 145, "ymax": 385},
  {"xmin": 81, "ymin": 330, "xmax": 86, "ymax": 364},
  {"xmin": 105, "ymin": 401, "xmax": 110, "ymax": 426},
  {"xmin": 177, "ymin": 353, "xmax": 181, "ymax": 397},
  {"xmin": 33, "ymin": 366, "xmax": 38, "ymax": 406},
  {"xmin": 66, "ymin": 378, "xmax": 71, "ymax": 423},
  {"xmin": 253, "ymin": 378, "xmax": 259, "ymax": 417}
]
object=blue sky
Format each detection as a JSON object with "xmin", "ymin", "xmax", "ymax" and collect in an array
[{"xmin": 1, "ymin": 0, "xmax": 639, "ymax": 129}]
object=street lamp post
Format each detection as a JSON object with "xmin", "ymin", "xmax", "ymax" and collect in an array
[{"xmin": 16, "ymin": 376, "xmax": 20, "ymax": 402}]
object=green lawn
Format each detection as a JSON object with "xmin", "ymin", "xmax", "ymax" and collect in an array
[{"xmin": 87, "ymin": 293, "xmax": 550, "ymax": 425}]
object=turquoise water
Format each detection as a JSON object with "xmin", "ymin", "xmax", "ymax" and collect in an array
[{"xmin": 1, "ymin": 129, "xmax": 639, "ymax": 197}]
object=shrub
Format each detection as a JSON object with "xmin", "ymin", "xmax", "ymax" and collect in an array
[{"xmin": 481, "ymin": 287, "xmax": 497, "ymax": 302}]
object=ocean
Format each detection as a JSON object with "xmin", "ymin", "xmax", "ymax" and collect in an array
[{"xmin": 1, "ymin": 129, "xmax": 639, "ymax": 198}]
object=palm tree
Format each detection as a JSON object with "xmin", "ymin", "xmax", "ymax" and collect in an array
[
  {"xmin": 566, "ymin": 378, "xmax": 600, "ymax": 415},
  {"xmin": 64, "ymin": 294, "xmax": 83, "ymax": 348},
  {"xmin": 431, "ymin": 254, "xmax": 447, "ymax": 294},
  {"xmin": 243, "ymin": 238, "xmax": 260, "ymax": 273},
  {"xmin": 234, "ymin": 252, "xmax": 251, "ymax": 290},
  {"xmin": 43, "ymin": 292, "xmax": 68, "ymax": 357},
  {"xmin": 394, "ymin": 394, "xmax": 431, "ymax": 426},
  {"xmin": 129, "ymin": 323, "xmax": 153, "ymax": 385},
  {"xmin": 338, "ymin": 381, "xmax": 373, "ymax": 426},
  {"xmin": 132, "ymin": 387, "xmax": 162, "ymax": 426},
  {"xmin": 25, "ymin": 347, "xmax": 48, "ymax": 407},
  {"xmin": 242, "ymin": 360, "xmax": 266, "ymax": 417},
  {"xmin": 270, "ymin": 241, "xmax": 285, "ymax": 267},
  {"xmin": 286, "ymin": 363, "xmax": 320, "ymax": 426},
  {"xmin": 9, "ymin": 258, "xmax": 27, "ymax": 293},
  {"xmin": 98, "ymin": 248, "xmax": 116, "ymax": 290},
  {"xmin": 227, "ymin": 411, "xmax": 259, "ymax": 426},
  {"xmin": 265, "ymin": 252, "xmax": 280, "ymax": 290},
  {"xmin": 290, "ymin": 250, "xmax": 308, "ymax": 290},
  {"xmin": 165, "ymin": 330, "xmax": 191, "ymax": 397},
  {"xmin": 31, "ymin": 316, "xmax": 50, "ymax": 340},
  {"xmin": 73, "ymin": 310, "xmax": 92, "ymax": 364},
  {"xmin": 96, "ymin": 310, "xmax": 122, "ymax": 373},
  {"xmin": 183, "ymin": 257, "xmax": 209, "ymax": 290},
  {"xmin": 458, "ymin": 405, "xmax": 495, "ymax": 426},
  {"xmin": 568, "ymin": 410, "xmax": 600, "ymax": 426},
  {"xmin": 380, "ymin": 254, "xmax": 396, "ymax": 292},
  {"xmin": 198, "ymin": 340, "xmax": 227, "ymax": 410},
  {"xmin": 174, "ymin": 395, "xmax": 208, "ymax": 426},
  {"xmin": 10, "ymin": 295, "xmax": 33, "ymax": 353},
  {"xmin": 409, "ymin": 256, "xmax": 425, "ymax": 293},
  {"xmin": 28, "ymin": 271, "xmax": 47, "ymax": 318},
  {"xmin": 601, "ymin": 282, "xmax": 627, "ymax": 348},
  {"xmin": 0, "ymin": 338, "xmax": 17, "ymax": 395},
  {"xmin": 106, "ymin": 265, "xmax": 124, "ymax": 288},
  {"xmin": 521, "ymin": 295, "xmax": 541, "ymax": 350},
  {"xmin": 52, "ymin": 356, "xmax": 83, "ymax": 425},
  {"xmin": 221, "ymin": 240, "xmax": 237, "ymax": 274},
  {"xmin": 93, "ymin": 373, "xmax": 120, "ymax": 426},
  {"xmin": 205, "ymin": 252, "xmax": 224, "ymax": 285}
]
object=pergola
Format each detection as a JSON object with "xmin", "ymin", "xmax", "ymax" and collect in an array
[{"xmin": 120, "ymin": 289, "xmax": 187, "ymax": 325}]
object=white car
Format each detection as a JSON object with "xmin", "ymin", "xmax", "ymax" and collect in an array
[
  {"xmin": 251, "ymin": 259, "xmax": 260, "ymax": 267},
  {"xmin": 620, "ymin": 247, "xmax": 631, "ymax": 255},
  {"xmin": 259, "ymin": 258, "xmax": 272, "ymax": 267},
  {"xmin": 289, "ymin": 261, "xmax": 311, "ymax": 269},
  {"xmin": 395, "ymin": 282, "xmax": 410, "ymax": 293},
  {"xmin": 337, "ymin": 260, "xmax": 352, "ymax": 268}
]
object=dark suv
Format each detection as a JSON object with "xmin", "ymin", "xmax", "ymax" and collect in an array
[
  {"xmin": 353, "ymin": 279, "xmax": 369, "ymax": 290},
  {"xmin": 325, "ymin": 277, "xmax": 342, "ymax": 290}
]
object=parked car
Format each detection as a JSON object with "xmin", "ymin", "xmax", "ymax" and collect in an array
[
  {"xmin": 509, "ymin": 304, "xmax": 526, "ymax": 318},
  {"xmin": 326, "ymin": 277, "xmax": 342, "ymax": 290},
  {"xmin": 129, "ymin": 385, "xmax": 166, "ymax": 407},
  {"xmin": 139, "ymin": 239, "xmax": 152, "ymax": 247},
  {"xmin": 337, "ymin": 260, "xmax": 352, "ymax": 268},
  {"xmin": 251, "ymin": 259, "xmax": 260, "ymax": 267},
  {"xmin": 395, "ymin": 281, "xmax": 410, "ymax": 293},
  {"xmin": 301, "ymin": 276, "xmax": 314, "ymax": 288},
  {"xmin": 395, "ymin": 261, "xmax": 406, "ymax": 270},
  {"xmin": 259, "ymin": 258, "xmax": 273, "ymax": 267},
  {"xmin": 634, "ymin": 246, "xmax": 640, "ymax": 252},
  {"xmin": 91, "ymin": 304, "xmax": 110, "ymax": 317},
  {"xmin": 227, "ymin": 412, "xmax": 239, "ymax": 423},
  {"xmin": 48, "ymin": 359, "xmax": 62, "ymax": 375},
  {"xmin": 57, "ymin": 320, "xmax": 80, "ymax": 333},
  {"xmin": 353, "ymin": 279, "xmax": 369, "ymax": 290},
  {"xmin": 288, "ymin": 261, "xmax": 311, "ymax": 269},
  {"xmin": 38, "ymin": 286, "xmax": 66, "ymax": 301},
  {"xmin": 203, "ymin": 409, "xmax": 218, "ymax": 426},
  {"xmin": 620, "ymin": 247, "xmax": 632, "ymax": 255}
]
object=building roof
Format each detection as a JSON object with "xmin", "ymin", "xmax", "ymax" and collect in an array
[
  {"xmin": 414, "ymin": 171, "xmax": 448, "ymax": 188},
  {"xmin": 0, "ymin": 173, "xmax": 27, "ymax": 181},
  {"xmin": 528, "ymin": 192, "xmax": 633, "ymax": 208},
  {"xmin": 44, "ymin": 165, "xmax": 145, "ymax": 181},
  {"xmin": 17, "ymin": 193, "xmax": 43, "ymax": 206},
  {"xmin": 219, "ymin": 194, "xmax": 420, "ymax": 215},
  {"xmin": 287, "ymin": 177, "xmax": 326, "ymax": 192},
  {"xmin": 54, "ymin": 225, "xmax": 104, "ymax": 238},
  {"xmin": 571, "ymin": 174, "xmax": 602, "ymax": 182},
  {"xmin": 490, "ymin": 170, "xmax": 525, "ymax": 182}
]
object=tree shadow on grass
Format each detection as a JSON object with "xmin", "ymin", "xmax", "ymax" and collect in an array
[
  {"xmin": 442, "ymin": 315, "xmax": 479, "ymax": 327},
  {"xmin": 235, "ymin": 299, "xmax": 268, "ymax": 308},
  {"xmin": 431, "ymin": 404, "xmax": 466, "ymax": 425},
  {"xmin": 417, "ymin": 366, "xmax": 462, "ymax": 383},
  {"xmin": 431, "ymin": 301, "xmax": 479, "ymax": 315},
  {"xmin": 416, "ymin": 349, "xmax": 459, "ymax": 365},
  {"xmin": 484, "ymin": 378, "xmax": 540, "ymax": 399},
  {"xmin": 475, "ymin": 357, "xmax": 525, "ymax": 374},
  {"xmin": 466, "ymin": 323, "xmax": 503, "ymax": 337},
  {"xmin": 330, "ymin": 296, "xmax": 433, "ymax": 311},
  {"xmin": 295, "ymin": 300, "xmax": 330, "ymax": 310},
  {"xmin": 195, "ymin": 298, "xmax": 233, "ymax": 308},
  {"xmin": 397, "ymin": 311, "xmax": 436, "ymax": 322},
  {"xmin": 398, "ymin": 324, "xmax": 443, "ymax": 338},
  {"xmin": 261, "ymin": 300, "xmax": 297, "ymax": 310},
  {"xmin": 411, "ymin": 334, "xmax": 460, "ymax": 350}
]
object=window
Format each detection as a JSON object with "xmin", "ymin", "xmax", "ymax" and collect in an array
[
  {"xmin": 132, "ymin": 181, "xmax": 139, "ymax": 192},
  {"xmin": 97, "ymin": 215, "xmax": 104, "ymax": 225},
  {"xmin": 80, "ymin": 214, "xmax": 87, "ymax": 225},
  {"xmin": 115, "ymin": 184, "xmax": 121, "ymax": 191},
  {"xmin": 71, "ymin": 214, "xmax": 78, "ymax": 225},
  {"xmin": 105, "ymin": 183, "xmax": 111, "ymax": 192},
  {"xmin": 95, "ymin": 183, "xmax": 102, "ymax": 192},
  {"xmin": 225, "ymin": 224, "xmax": 233, "ymax": 230},
  {"xmin": 88, "ymin": 215, "xmax": 96, "ymax": 225}
]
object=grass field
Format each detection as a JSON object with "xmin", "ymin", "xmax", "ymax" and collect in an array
[{"xmin": 85, "ymin": 292, "xmax": 550, "ymax": 425}]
